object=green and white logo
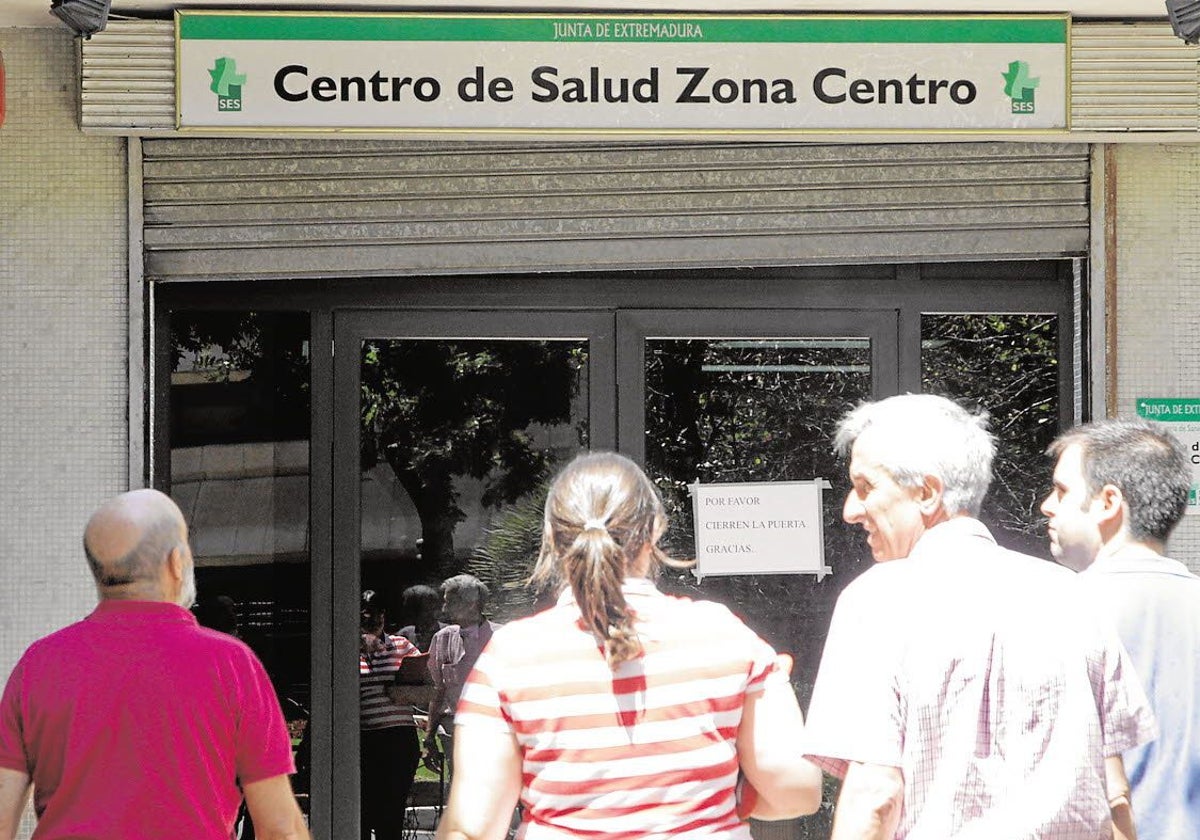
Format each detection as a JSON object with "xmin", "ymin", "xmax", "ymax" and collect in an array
[
  {"xmin": 1002, "ymin": 60, "xmax": 1039, "ymax": 114},
  {"xmin": 209, "ymin": 57, "xmax": 246, "ymax": 112}
]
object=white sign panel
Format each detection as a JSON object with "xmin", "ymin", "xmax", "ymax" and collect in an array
[
  {"xmin": 690, "ymin": 480, "xmax": 831, "ymax": 581},
  {"xmin": 1136, "ymin": 398, "xmax": 1200, "ymax": 516},
  {"xmin": 177, "ymin": 12, "xmax": 1068, "ymax": 133}
]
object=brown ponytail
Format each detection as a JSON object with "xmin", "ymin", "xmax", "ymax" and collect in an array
[
  {"xmin": 567, "ymin": 526, "xmax": 642, "ymax": 666},
  {"xmin": 532, "ymin": 452, "xmax": 675, "ymax": 668}
]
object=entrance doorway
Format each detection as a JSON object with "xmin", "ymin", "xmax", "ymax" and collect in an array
[
  {"xmin": 155, "ymin": 262, "xmax": 1074, "ymax": 839},
  {"xmin": 331, "ymin": 305, "xmax": 895, "ymax": 837}
]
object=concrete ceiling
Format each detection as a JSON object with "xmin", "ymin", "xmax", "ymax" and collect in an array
[{"xmin": 4, "ymin": 0, "xmax": 1168, "ymax": 31}]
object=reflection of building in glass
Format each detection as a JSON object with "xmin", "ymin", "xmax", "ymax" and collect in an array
[
  {"xmin": 171, "ymin": 440, "xmax": 313, "ymax": 710},
  {"xmin": 173, "ymin": 442, "xmax": 309, "ymax": 566}
]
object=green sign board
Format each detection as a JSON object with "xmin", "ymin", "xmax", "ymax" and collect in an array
[
  {"xmin": 176, "ymin": 11, "xmax": 1069, "ymax": 133},
  {"xmin": 1136, "ymin": 398, "xmax": 1200, "ymax": 512}
]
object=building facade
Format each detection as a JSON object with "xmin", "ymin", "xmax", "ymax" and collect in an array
[{"xmin": 2, "ymin": 5, "xmax": 1200, "ymax": 837}]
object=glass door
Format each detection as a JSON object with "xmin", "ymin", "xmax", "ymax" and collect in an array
[
  {"xmin": 332, "ymin": 310, "xmax": 615, "ymax": 839},
  {"xmin": 618, "ymin": 309, "xmax": 898, "ymax": 838},
  {"xmin": 618, "ymin": 308, "xmax": 896, "ymax": 695}
]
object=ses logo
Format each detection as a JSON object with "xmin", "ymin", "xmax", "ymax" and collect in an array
[
  {"xmin": 209, "ymin": 57, "xmax": 246, "ymax": 112},
  {"xmin": 1002, "ymin": 61, "xmax": 1039, "ymax": 114}
]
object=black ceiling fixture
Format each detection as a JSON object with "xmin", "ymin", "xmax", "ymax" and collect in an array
[
  {"xmin": 1165, "ymin": 0, "xmax": 1200, "ymax": 44},
  {"xmin": 49, "ymin": 0, "xmax": 112, "ymax": 39}
]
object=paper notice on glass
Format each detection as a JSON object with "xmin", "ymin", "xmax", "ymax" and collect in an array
[{"xmin": 690, "ymin": 480, "xmax": 832, "ymax": 581}]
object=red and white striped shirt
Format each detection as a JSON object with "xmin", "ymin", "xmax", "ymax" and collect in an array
[
  {"xmin": 456, "ymin": 578, "xmax": 780, "ymax": 840},
  {"xmin": 360, "ymin": 631, "xmax": 420, "ymax": 730}
]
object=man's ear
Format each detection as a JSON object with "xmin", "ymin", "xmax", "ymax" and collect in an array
[
  {"xmin": 166, "ymin": 545, "xmax": 185, "ymax": 584},
  {"xmin": 918, "ymin": 474, "xmax": 945, "ymax": 516},
  {"xmin": 1094, "ymin": 484, "xmax": 1126, "ymax": 531}
]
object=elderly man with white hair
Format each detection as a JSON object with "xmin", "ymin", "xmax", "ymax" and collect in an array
[{"xmin": 804, "ymin": 394, "xmax": 1156, "ymax": 840}]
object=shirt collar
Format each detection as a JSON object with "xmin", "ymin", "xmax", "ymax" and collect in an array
[
  {"xmin": 908, "ymin": 516, "xmax": 996, "ymax": 560},
  {"xmin": 1086, "ymin": 552, "xmax": 1195, "ymax": 578},
  {"xmin": 89, "ymin": 599, "xmax": 198, "ymax": 626},
  {"xmin": 555, "ymin": 577, "xmax": 661, "ymax": 608}
]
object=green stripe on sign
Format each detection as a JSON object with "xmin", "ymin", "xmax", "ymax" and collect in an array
[
  {"xmin": 178, "ymin": 13, "xmax": 1066, "ymax": 44},
  {"xmin": 1135, "ymin": 398, "xmax": 1200, "ymax": 422}
]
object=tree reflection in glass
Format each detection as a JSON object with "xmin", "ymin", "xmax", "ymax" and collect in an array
[
  {"xmin": 922, "ymin": 314, "xmax": 1059, "ymax": 559},
  {"xmin": 645, "ymin": 337, "xmax": 871, "ymax": 695},
  {"xmin": 358, "ymin": 339, "xmax": 589, "ymax": 620}
]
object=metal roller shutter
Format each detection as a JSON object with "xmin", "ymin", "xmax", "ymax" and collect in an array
[
  {"xmin": 1070, "ymin": 23, "xmax": 1200, "ymax": 132},
  {"xmin": 141, "ymin": 138, "xmax": 1088, "ymax": 281}
]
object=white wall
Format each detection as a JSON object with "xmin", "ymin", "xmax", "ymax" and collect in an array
[
  {"xmin": 0, "ymin": 28, "xmax": 128, "ymax": 690},
  {"xmin": 1114, "ymin": 144, "xmax": 1200, "ymax": 571}
]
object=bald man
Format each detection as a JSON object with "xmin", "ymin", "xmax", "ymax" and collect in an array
[{"xmin": 0, "ymin": 490, "xmax": 309, "ymax": 840}]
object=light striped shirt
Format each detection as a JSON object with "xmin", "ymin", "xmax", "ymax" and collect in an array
[
  {"xmin": 456, "ymin": 578, "xmax": 780, "ymax": 840},
  {"xmin": 804, "ymin": 518, "xmax": 1157, "ymax": 840},
  {"xmin": 360, "ymin": 631, "xmax": 420, "ymax": 730}
]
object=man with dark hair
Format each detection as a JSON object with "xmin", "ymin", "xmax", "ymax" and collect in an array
[
  {"xmin": 397, "ymin": 584, "xmax": 444, "ymax": 652},
  {"xmin": 1043, "ymin": 418, "xmax": 1200, "ymax": 840},
  {"xmin": 805, "ymin": 395, "xmax": 1155, "ymax": 840},
  {"xmin": 0, "ymin": 489, "xmax": 308, "ymax": 840}
]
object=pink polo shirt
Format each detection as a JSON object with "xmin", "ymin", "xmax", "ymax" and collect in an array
[{"xmin": 0, "ymin": 600, "xmax": 295, "ymax": 840}]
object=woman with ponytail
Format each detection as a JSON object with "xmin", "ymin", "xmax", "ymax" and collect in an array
[{"xmin": 436, "ymin": 452, "xmax": 821, "ymax": 840}]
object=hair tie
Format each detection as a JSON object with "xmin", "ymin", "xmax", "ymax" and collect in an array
[{"xmin": 582, "ymin": 518, "xmax": 608, "ymax": 534}]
